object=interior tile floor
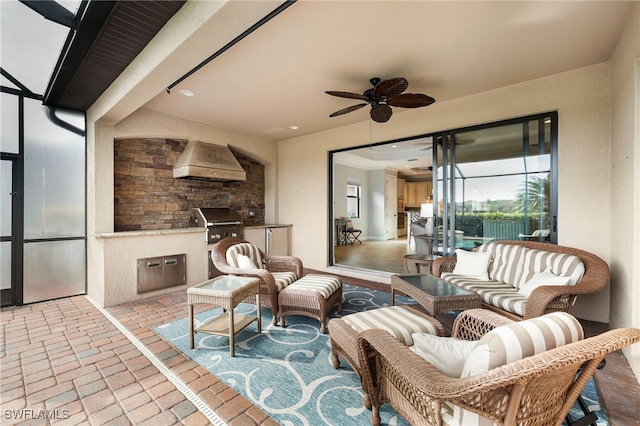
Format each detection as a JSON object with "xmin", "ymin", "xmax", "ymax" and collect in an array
[
  {"xmin": 334, "ymin": 237, "xmax": 418, "ymax": 274},
  {"xmin": 2, "ymin": 270, "xmax": 639, "ymax": 425}
]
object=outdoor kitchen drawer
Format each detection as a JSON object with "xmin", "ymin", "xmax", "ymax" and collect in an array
[{"xmin": 137, "ymin": 254, "xmax": 186, "ymax": 293}]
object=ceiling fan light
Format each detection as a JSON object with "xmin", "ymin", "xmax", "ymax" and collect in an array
[{"xmin": 370, "ymin": 104, "xmax": 392, "ymax": 122}]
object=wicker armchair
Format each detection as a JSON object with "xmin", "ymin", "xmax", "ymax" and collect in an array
[
  {"xmin": 431, "ymin": 240, "xmax": 610, "ymax": 321},
  {"xmin": 358, "ymin": 309, "xmax": 640, "ymax": 426},
  {"xmin": 211, "ymin": 237, "xmax": 303, "ymax": 325}
]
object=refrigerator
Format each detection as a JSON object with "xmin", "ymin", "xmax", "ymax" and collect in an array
[{"xmin": 266, "ymin": 226, "xmax": 290, "ymax": 256}]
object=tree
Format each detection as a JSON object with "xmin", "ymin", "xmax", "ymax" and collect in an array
[{"xmin": 513, "ymin": 175, "xmax": 550, "ymax": 227}]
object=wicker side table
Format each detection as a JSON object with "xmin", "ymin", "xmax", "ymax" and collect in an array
[
  {"xmin": 391, "ymin": 274, "xmax": 481, "ymax": 317},
  {"xmin": 188, "ymin": 275, "xmax": 261, "ymax": 356}
]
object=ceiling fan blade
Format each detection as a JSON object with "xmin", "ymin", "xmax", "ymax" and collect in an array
[
  {"xmin": 325, "ymin": 91, "xmax": 369, "ymax": 101},
  {"xmin": 329, "ymin": 103, "xmax": 367, "ymax": 117},
  {"xmin": 387, "ymin": 93, "xmax": 436, "ymax": 108},
  {"xmin": 374, "ymin": 77, "xmax": 408, "ymax": 98},
  {"xmin": 370, "ymin": 104, "xmax": 392, "ymax": 123}
]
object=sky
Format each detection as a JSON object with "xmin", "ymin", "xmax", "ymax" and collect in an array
[{"xmin": 0, "ymin": 1, "xmax": 80, "ymax": 94}]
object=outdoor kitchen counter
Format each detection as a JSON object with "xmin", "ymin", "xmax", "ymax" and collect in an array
[
  {"xmin": 97, "ymin": 228, "xmax": 204, "ymax": 238},
  {"xmin": 93, "ymin": 228, "xmax": 209, "ymax": 306},
  {"xmin": 244, "ymin": 224, "xmax": 292, "ymax": 229},
  {"xmin": 243, "ymin": 224, "xmax": 292, "ymax": 255}
]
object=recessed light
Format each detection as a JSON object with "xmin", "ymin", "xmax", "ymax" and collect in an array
[
  {"xmin": 179, "ymin": 89, "xmax": 194, "ymax": 97},
  {"xmin": 391, "ymin": 145, "xmax": 397, "ymax": 148},
  {"xmin": 289, "ymin": 125, "xmax": 299, "ymax": 130}
]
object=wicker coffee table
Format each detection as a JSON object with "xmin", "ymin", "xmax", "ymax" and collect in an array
[
  {"xmin": 391, "ymin": 274, "xmax": 481, "ymax": 317},
  {"xmin": 188, "ymin": 275, "xmax": 261, "ymax": 356}
]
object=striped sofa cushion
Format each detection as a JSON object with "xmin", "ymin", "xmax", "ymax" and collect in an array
[
  {"xmin": 476, "ymin": 242, "xmax": 527, "ymax": 287},
  {"xmin": 271, "ymin": 272, "xmax": 298, "ymax": 292},
  {"xmin": 226, "ymin": 243, "xmax": 263, "ymax": 269},
  {"xmin": 461, "ymin": 311, "xmax": 584, "ymax": 377},
  {"xmin": 441, "ymin": 274, "xmax": 528, "ymax": 316},
  {"xmin": 517, "ymin": 249, "xmax": 585, "ymax": 287},
  {"xmin": 343, "ymin": 306, "xmax": 439, "ymax": 346},
  {"xmin": 288, "ymin": 274, "xmax": 341, "ymax": 298}
]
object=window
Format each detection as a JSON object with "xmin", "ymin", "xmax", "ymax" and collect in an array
[
  {"xmin": 347, "ymin": 184, "xmax": 361, "ymax": 218},
  {"xmin": 435, "ymin": 112, "xmax": 557, "ymax": 255}
]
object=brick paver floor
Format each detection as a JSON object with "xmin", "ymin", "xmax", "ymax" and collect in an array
[{"xmin": 0, "ymin": 294, "xmax": 275, "ymax": 425}]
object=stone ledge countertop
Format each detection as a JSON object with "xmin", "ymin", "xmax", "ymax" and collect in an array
[
  {"xmin": 244, "ymin": 224, "xmax": 292, "ymax": 229},
  {"xmin": 97, "ymin": 228, "xmax": 204, "ymax": 238}
]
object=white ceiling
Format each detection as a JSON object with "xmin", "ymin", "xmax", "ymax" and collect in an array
[{"xmin": 141, "ymin": 1, "xmax": 634, "ymax": 178}]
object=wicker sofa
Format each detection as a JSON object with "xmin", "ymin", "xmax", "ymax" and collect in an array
[
  {"xmin": 358, "ymin": 308, "xmax": 640, "ymax": 426},
  {"xmin": 431, "ymin": 240, "xmax": 610, "ymax": 321}
]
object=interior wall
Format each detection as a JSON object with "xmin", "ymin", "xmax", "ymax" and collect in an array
[
  {"xmin": 609, "ymin": 3, "xmax": 640, "ymax": 379},
  {"xmin": 333, "ymin": 163, "xmax": 369, "ymax": 239},
  {"xmin": 366, "ymin": 169, "xmax": 387, "ymax": 240},
  {"xmin": 278, "ymin": 63, "xmax": 612, "ymax": 323}
]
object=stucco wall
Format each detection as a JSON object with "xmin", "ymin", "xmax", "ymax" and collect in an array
[
  {"xmin": 278, "ymin": 63, "xmax": 612, "ymax": 323},
  {"xmin": 98, "ymin": 229, "xmax": 209, "ymax": 307},
  {"xmin": 609, "ymin": 3, "xmax": 640, "ymax": 379}
]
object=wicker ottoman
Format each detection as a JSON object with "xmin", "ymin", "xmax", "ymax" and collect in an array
[
  {"xmin": 328, "ymin": 305, "xmax": 444, "ymax": 383},
  {"xmin": 329, "ymin": 305, "xmax": 444, "ymax": 408},
  {"xmin": 278, "ymin": 274, "xmax": 343, "ymax": 333}
]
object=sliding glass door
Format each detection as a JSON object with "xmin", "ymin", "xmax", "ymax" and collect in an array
[{"xmin": 434, "ymin": 112, "xmax": 557, "ymax": 255}]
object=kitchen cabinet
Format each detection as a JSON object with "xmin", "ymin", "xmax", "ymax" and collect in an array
[
  {"xmin": 244, "ymin": 225, "xmax": 292, "ymax": 255},
  {"xmin": 397, "ymin": 178, "xmax": 405, "ymax": 200},
  {"xmin": 137, "ymin": 254, "xmax": 186, "ymax": 293},
  {"xmin": 404, "ymin": 181, "xmax": 432, "ymax": 206}
]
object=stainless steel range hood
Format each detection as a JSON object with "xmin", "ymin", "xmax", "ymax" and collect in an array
[{"xmin": 173, "ymin": 141, "xmax": 246, "ymax": 181}]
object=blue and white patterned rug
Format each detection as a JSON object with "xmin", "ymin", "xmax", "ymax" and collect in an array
[{"xmin": 155, "ymin": 284, "xmax": 607, "ymax": 426}]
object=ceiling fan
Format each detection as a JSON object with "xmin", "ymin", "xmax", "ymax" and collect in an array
[{"xmin": 326, "ymin": 77, "xmax": 435, "ymax": 123}]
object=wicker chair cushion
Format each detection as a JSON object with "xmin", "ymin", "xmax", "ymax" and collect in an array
[
  {"xmin": 461, "ymin": 311, "xmax": 584, "ymax": 378},
  {"xmin": 441, "ymin": 274, "xmax": 528, "ymax": 316},
  {"xmin": 271, "ymin": 272, "xmax": 298, "ymax": 292},
  {"xmin": 225, "ymin": 243, "xmax": 263, "ymax": 269},
  {"xmin": 343, "ymin": 306, "xmax": 439, "ymax": 346},
  {"xmin": 236, "ymin": 254, "xmax": 258, "ymax": 269},
  {"xmin": 444, "ymin": 312, "xmax": 584, "ymax": 426},
  {"xmin": 288, "ymin": 274, "xmax": 341, "ymax": 298},
  {"xmin": 411, "ymin": 334, "xmax": 475, "ymax": 377},
  {"xmin": 517, "ymin": 248, "xmax": 585, "ymax": 287}
]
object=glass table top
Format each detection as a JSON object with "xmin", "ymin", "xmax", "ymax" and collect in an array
[
  {"xmin": 197, "ymin": 275, "xmax": 257, "ymax": 292},
  {"xmin": 396, "ymin": 274, "xmax": 474, "ymax": 297}
]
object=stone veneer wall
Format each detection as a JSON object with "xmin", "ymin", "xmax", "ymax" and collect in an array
[{"xmin": 114, "ymin": 138, "xmax": 265, "ymax": 231}]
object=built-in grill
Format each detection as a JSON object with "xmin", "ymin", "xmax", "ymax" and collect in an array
[{"xmin": 191, "ymin": 207, "xmax": 243, "ymax": 244}]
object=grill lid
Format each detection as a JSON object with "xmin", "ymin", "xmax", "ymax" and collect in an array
[{"xmin": 192, "ymin": 208, "xmax": 242, "ymax": 227}]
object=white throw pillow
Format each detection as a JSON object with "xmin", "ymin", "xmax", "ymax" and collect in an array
[
  {"xmin": 237, "ymin": 253, "xmax": 258, "ymax": 269},
  {"xmin": 452, "ymin": 249, "xmax": 491, "ymax": 280},
  {"xmin": 518, "ymin": 269, "xmax": 571, "ymax": 298},
  {"xmin": 411, "ymin": 333, "xmax": 475, "ymax": 377}
]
